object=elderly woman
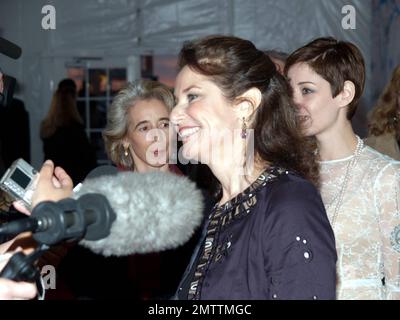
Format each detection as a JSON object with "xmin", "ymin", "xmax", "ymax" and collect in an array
[
  {"xmin": 103, "ymin": 79, "xmax": 177, "ymax": 173},
  {"xmin": 102, "ymin": 79, "xmax": 189, "ymax": 298}
]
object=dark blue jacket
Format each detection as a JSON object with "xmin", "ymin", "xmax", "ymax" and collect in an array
[{"xmin": 175, "ymin": 169, "xmax": 337, "ymax": 300}]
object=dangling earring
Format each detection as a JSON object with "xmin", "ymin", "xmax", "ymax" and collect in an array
[
  {"xmin": 241, "ymin": 117, "xmax": 247, "ymax": 139},
  {"xmin": 124, "ymin": 145, "xmax": 129, "ymax": 157}
]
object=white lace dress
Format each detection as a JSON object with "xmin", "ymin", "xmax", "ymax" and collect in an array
[{"xmin": 320, "ymin": 146, "xmax": 400, "ymax": 299}]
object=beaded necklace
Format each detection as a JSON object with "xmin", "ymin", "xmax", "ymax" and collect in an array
[{"xmin": 325, "ymin": 135, "xmax": 364, "ymax": 228}]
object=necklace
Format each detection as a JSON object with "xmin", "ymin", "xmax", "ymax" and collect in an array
[{"xmin": 325, "ymin": 135, "xmax": 364, "ymax": 228}]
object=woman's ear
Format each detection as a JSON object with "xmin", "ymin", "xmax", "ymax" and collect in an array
[
  {"xmin": 337, "ymin": 80, "xmax": 356, "ymax": 109},
  {"xmin": 235, "ymin": 87, "xmax": 262, "ymax": 118}
]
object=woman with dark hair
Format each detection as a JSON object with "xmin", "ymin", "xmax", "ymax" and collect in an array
[
  {"xmin": 40, "ymin": 79, "xmax": 97, "ymax": 185},
  {"xmin": 285, "ymin": 37, "xmax": 400, "ymax": 299},
  {"xmin": 170, "ymin": 35, "xmax": 336, "ymax": 300}
]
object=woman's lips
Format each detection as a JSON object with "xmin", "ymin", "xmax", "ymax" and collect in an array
[{"xmin": 178, "ymin": 126, "xmax": 201, "ymax": 142}]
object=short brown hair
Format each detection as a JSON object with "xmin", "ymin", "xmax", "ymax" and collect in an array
[
  {"xmin": 179, "ymin": 35, "xmax": 319, "ymax": 187},
  {"xmin": 285, "ymin": 37, "xmax": 365, "ymax": 120}
]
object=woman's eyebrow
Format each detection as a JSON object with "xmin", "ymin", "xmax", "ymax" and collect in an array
[
  {"xmin": 298, "ymin": 81, "xmax": 316, "ymax": 85},
  {"xmin": 134, "ymin": 120, "xmax": 150, "ymax": 129}
]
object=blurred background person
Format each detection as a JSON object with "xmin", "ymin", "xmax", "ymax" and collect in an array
[
  {"xmin": 38, "ymin": 79, "xmax": 97, "ymax": 298},
  {"xmin": 40, "ymin": 79, "xmax": 97, "ymax": 186},
  {"xmin": 0, "ymin": 79, "xmax": 30, "ymax": 169},
  {"xmin": 0, "ymin": 69, "xmax": 6, "ymax": 175},
  {"xmin": 0, "ymin": 74, "xmax": 30, "ymax": 245},
  {"xmin": 365, "ymin": 65, "xmax": 400, "ymax": 160}
]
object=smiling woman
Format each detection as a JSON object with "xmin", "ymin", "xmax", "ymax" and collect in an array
[{"xmin": 171, "ymin": 35, "xmax": 337, "ymax": 300}]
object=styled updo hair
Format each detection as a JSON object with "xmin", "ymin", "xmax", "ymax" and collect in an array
[{"xmin": 178, "ymin": 35, "xmax": 319, "ymax": 186}]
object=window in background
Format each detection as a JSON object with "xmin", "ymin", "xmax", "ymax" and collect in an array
[
  {"xmin": 66, "ymin": 55, "xmax": 177, "ymax": 165},
  {"xmin": 67, "ymin": 66, "xmax": 127, "ymax": 164}
]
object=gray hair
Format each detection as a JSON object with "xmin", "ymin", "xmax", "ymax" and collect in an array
[{"xmin": 103, "ymin": 79, "xmax": 175, "ymax": 169}]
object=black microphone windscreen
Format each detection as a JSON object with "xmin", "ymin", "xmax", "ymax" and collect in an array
[{"xmin": 0, "ymin": 38, "xmax": 22, "ymax": 60}]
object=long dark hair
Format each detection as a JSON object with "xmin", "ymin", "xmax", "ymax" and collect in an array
[
  {"xmin": 40, "ymin": 79, "xmax": 83, "ymax": 138},
  {"xmin": 178, "ymin": 35, "xmax": 319, "ymax": 186}
]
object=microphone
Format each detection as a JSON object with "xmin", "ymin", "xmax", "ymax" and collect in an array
[
  {"xmin": 76, "ymin": 171, "xmax": 204, "ymax": 256},
  {"xmin": 0, "ymin": 37, "xmax": 22, "ymax": 59},
  {"xmin": 0, "ymin": 165, "xmax": 118, "ymax": 237},
  {"xmin": 0, "ymin": 193, "xmax": 116, "ymax": 245},
  {"xmin": 0, "ymin": 170, "xmax": 204, "ymax": 256}
]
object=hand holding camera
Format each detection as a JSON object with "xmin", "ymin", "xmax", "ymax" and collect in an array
[{"xmin": 0, "ymin": 158, "xmax": 39, "ymax": 211}]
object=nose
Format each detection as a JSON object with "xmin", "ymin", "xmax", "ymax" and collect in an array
[
  {"xmin": 291, "ymin": 92, "xmax": 302, "ymax": 109},
  {"xmin": 170, "ymin": 103, "xmax": 185, "ymax": 129}
]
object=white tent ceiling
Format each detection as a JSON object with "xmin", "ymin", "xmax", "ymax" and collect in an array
[{"xmin": 0, "ymin": 0, "xmax": 398, "ymax": 168}]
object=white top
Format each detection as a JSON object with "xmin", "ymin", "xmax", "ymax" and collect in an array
[{"xmin": 320, "ymin": 146, "xmax": 400, "ymax": 300}]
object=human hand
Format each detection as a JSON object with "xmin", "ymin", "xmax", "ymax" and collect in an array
[
  {"xmin": 31, "ymin": 160, "xmax": 73, "ymax": 208},
  {"xmin": 0, "ymin": 233, "xmax": 36, "ymax": 256},
  {"xmin": 3, "ymin": 160, "xmax": 73, "ymax": 258},
  {"xmin": 0, "ymin": 250, "xmax": 37, "ymax": 300},
  {"xmin": 0, "ymin": 278, "xmax": 37, "ymax": 300}
]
